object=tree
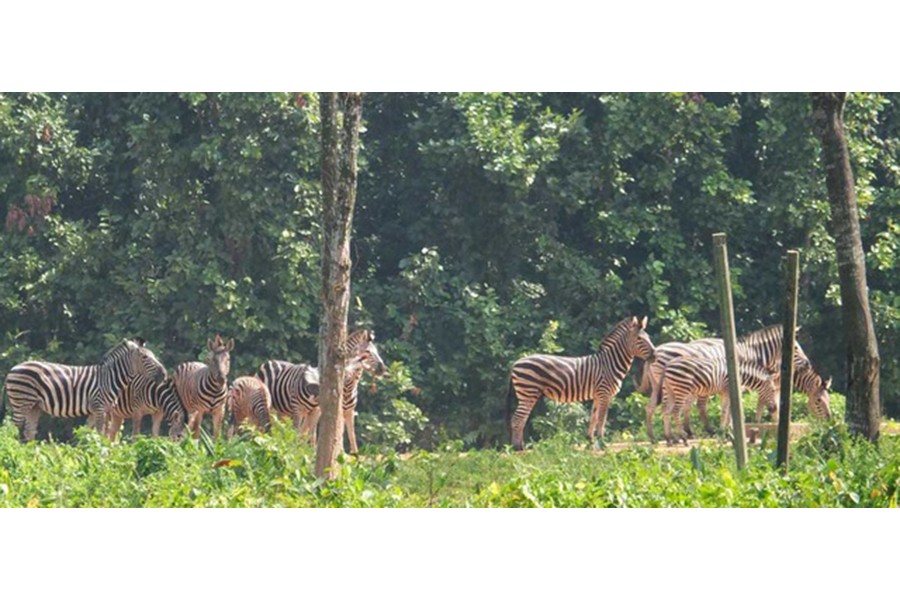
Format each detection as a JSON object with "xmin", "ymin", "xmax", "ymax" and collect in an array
[
  {"xmin": 315, "ymin": 92, "xmax": 363, "ymax": 478},
  {"xmin": 810, "ymin": 92, "xmax": 881, "ymax": 441}
]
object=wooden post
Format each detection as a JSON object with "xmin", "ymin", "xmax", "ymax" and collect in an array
[
  {"xmin": 712, "ymin": 233, "xmax": 747, "ymax": 470},
  {"xmin": 776, "ymin": 250, "xmax": 800, "ymax": 473}
]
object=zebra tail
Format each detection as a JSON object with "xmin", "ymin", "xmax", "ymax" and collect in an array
[
  {"xmin": 505, "ymin": 375, "xmax": 516, "ymax": 443},
  {"xmin": 650, "ymin": 365, "xmax": 666, "ymax": 411}
]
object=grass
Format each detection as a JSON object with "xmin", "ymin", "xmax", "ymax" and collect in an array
[{"xmin": 1, "ymin": 418, "xmax": 899, "ymax": 507}]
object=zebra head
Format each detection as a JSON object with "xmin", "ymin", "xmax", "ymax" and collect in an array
[
  {"xmin": 206, "ymin": 334, "xmax": 234, "ymax": 383},
  {"xmin": 124, "ymin": 338, "xmax": 166, "ymax": 384},
  {"xmin": 761, "ymin": 371, "xmax": 780, "ymax": 422},
  {"xmin": 808, "ymin": 374, "xmax": 832, "ymax": 420},
  {"xmin": 628, "ymin": 316, "xmax": 656, "ymax": 362},
  {"xmin": 159, "ymin": 379, "xmax": 187, "ymax": 440},
  {"xmin": 349, "ymin": 330, "xmax": 387, "ymax": 377}
]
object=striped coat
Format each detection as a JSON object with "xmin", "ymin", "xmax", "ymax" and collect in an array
[
  {"xmin": 226, "ymin": 376, "xmax": 273, "ymax": 438},
  {"xmin": 106, "ymin": 375, "xmax": 186, "ymax": 441},
  {"xmin": 3, "ymin": 339, "xmax": 165, "ymax": 441},
  {"xmin": 174, "ymin": 334, "xmax": 234, "ymax": 439},
  {"xmin": 658, "ymin": 352, "xmax": 778, "ymax": 445},
  {"xmin": 507, "ymin": 316, "xmax": 656, "ymax": 450},
  {"xmin": 257, "ymin": 329, "xmax": 385, "ymax": 452}
]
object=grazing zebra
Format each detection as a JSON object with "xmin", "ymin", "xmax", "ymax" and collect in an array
[
  {"xmin": 173, "ymin": 334, "xmax": 234, "ymax": 439},
  {"xmin": 257, "ymin": 329, "xmax": 385, "ymax": 453},
  {"xmin": 658, "ymin": 352, "xmax": 778, "ymax": 446},
  {"xmin": 226, "ymin": 376, "xmax": 273, "ymax": 438},
  {"xmin": 106, "ymin": 375, "xmax": 186, "ymax": 441},
  {"xmin": 507, "ymin": 316, "xmax": 656, "ymax": 451},
  {"xmin": 634, "ymin": 338, "xmax": 722, "ymax": 442},
  {"xmin": 257, "ymin": 360, "xmax": 319, "ymax": 432},
  {"xmin": 715, "ymin": 360, "xmax": 833, "ymax": 429},
  {"xmin": 639, "ymin": 325, "xmax": 821, "ymax": 440},
  {"xmin": 3, "ymin": 339, "xmax": 166, "ymax": 441},
  {"xmin": 795, "ymin": 369, "xmax": 832, "ymax": 420}
]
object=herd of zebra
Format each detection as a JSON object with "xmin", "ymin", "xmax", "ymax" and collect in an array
[
  {"xmin": 0, "ymin": 317, "xmax": 832, "ymax": 452},
  {"xmin": 0, "ymin": 330, "xmax": 386, "ymax": 453},
  {"xmin": 507, "ymin": 316, "xmax": 832, "ymax": 448}
]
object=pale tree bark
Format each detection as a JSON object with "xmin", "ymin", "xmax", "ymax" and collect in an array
[
  {"xmin": 315, "ymin": 92, "xmax": 363, "ymax": 479},
  {"xmin": 810, "ymin": 92, "xmax": 881, "ymax": 442}
]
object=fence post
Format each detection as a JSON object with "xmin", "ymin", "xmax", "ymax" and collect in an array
[
  {"xmin": 776, "ymin": 250, "xmax": 800, "ymax": 473},
  {"xmin": 712, "ymin": 233, "xmax": 747, "ymax": 470}
]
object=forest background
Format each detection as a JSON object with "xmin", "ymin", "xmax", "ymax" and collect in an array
[{"xmin": 1, "ymin": 92, "xmax": 897, "ymax": 446}]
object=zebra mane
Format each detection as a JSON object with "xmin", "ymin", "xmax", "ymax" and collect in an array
[
  {"xmin": 345, "ymin": 329, "xmax": 372, "ymax": 355},
  {"xmin": 597, "ymin": 318, "xmax": 634, "ymax": 353},
  {"xmin": 101, "ymin": 339, "xmax": 138, "ymax": 365},
  {"xmin": 737, "ymin": 324, "xmax": 782, "ymax": 345}
]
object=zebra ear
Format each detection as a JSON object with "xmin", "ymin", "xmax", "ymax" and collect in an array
[
  {"xmin": 824, "ymin": 376, "xmax": 832, "ymax": 390},
  {"xmin": 640, "ymin": 316, "xmax": 648, "ymax": 330},
  {"xmin": 207, "ymin": 338, "xmax": 215, "ymax": 352},
  {"xmin": 134, "ymin": 337, "xmax": 146, "ymax": 346},
  {"xmin": 225, "ymin": 338, "xmax": 235, "ymax": 352}
]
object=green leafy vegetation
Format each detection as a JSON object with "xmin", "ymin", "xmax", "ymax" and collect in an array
[
  {"xmin": 1, "ymin": 92, "xmax": 898, "ymax": 450},
  {"xmin": 1, "ymin": 421, "xmax": 897, "ymax": 507}
]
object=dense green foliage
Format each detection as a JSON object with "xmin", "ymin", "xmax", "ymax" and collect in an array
[
  {"xmin": 1, "ymin": 421, "xmax": 897, "ymax": 507},
  {"xmin": 1, "ymin": 92, "xmax": 898, "ymax": 447}
]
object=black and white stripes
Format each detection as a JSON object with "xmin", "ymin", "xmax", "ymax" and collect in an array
[{"xmin": 507, "ymin": 316, "xmax": 656, "ymax": 450}]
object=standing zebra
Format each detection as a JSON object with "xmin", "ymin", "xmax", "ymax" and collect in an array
[
  {"xmin": 173, "ymin": 334, "xmax": 234, "ymax": 439},
  {"xmin": 106, "ymin": 375, "xmax": 186, "ymax": 441},
  {"xmin": 257, "ymin": 329, "xmax": 385, "ymax": 453},
  {"xmin": 507, "ymin": 316, "xmax": 656, "ymax": 451},
  {"xmin": 226, "ymin": 376, "xmax": 273, "ymax": 438},
  {"xmin": 298, "ymin": 348, "xmax": 387, "ymax": 454},
  {"xmin": 3, "ymin": 339, "xmax": 166, "ymax": 441},
  {"xmin": 658, "ymin": 352, "xmax": 778, "ymax": 446}
]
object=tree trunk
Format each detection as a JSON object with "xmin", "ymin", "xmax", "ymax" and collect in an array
[
  {"xmin": 810, "ymin": 92, "xmax": 881, "ymax": 442},
  {"xmin": 315, "ymin": 92, "xmax": 363, "ymax": 479}
]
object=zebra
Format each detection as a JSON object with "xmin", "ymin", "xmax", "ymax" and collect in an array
[
  {"xmin": 173, "ymin": 334, "xmax": 234, "ymax": 439},
  {"xmin": 226, "ymin": 376, "xmax": 273, "ymax": 438},
  {"xmin": 658, "ymin": 352, "xmax": 778, "ymax": 446},
  {"xmin": 298, "ymin": 347, "xmax": 387, "ymax": 454},
  {"xmin": 639, "ymin": 325, "xmax": 824, "ymax": 440},
  {"xmin": 3, "ymin": 338, "xmax": 166, "ymax": 441},
  {"xmin": 257, "ymin": 329, "xmax": 386, "ymax": 453},
  {"xmin": 506, "ymin": 316, "xmax": 656, "ymax": 451},
  {"xmin": 256, "ymin": 359, "xmax": 319, "ymax": 432},
  {"xmin": 106, "ymin": 375, "xmax": 186, "ymax": 441},
  {"xmin": 634, "ymin": 338, "xmax": 722, "ymax": 442}
]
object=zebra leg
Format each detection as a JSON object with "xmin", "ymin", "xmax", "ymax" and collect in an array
[
  {"xmin": 645, "ymin": 383, "xmax": 659, "ymax": 444},
  {"xmin": 20, "ymin": 405, "xmax": 41, "ymax": 442},
  {"xmin": 291, "ymin": 410, "xmax": 303, "ymax": 434},
  {"xmin": 107, "ymin": 414, "xmax": 124, "ymax": 442},
  {"xmin": 698, "ymin": 397, "xmax": 715, "ymax": 435},
  {"xmin": 307, "ymin": 407, "xmax": 322, "ymax": 445},
  {"xmin": 151, "ymin": 412, "xmax": 164, "ymax": 437},
  {"xmin": 592, "ymin": 395, "xmax": 612, "ymax": 445},
  {"xmin": 343, "ymin": 408, "xmax": 358, "ymax": 455},
  {"xmin": 188, "ymin": 411, "xmax": 203, "ymax": 439},
  {"xmin": 131, "ymin": 413, "xmax": 143, "ymax": 439},
  {"xmin": 509, "ymin": 388, "xmax": 538, "ymax": 451},
  {"xmin": 683, "ymin": 401, "xmax": 694, "ymax": 439},
  {"xmin": 211, "ymin": 403, "xmax": 226, "ymax": 439}
]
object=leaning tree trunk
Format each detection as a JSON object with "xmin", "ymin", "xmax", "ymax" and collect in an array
[
  {"xmin": 810, "ymin": 92, "xmax": 881, "ymax": 442},
  {"xmin": 315, "ymin": 92, "xmax": 363, "ymax": 479}
]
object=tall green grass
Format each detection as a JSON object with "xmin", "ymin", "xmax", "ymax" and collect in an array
[{"xmin": 0, "ymin": 419, "xmax": 897, "ymax": 507}]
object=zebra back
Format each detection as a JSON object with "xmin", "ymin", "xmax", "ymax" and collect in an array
[
  {"xmin": 228, "ymin": 376, "xmax": 273, "ymax": 435},
  {"xmin": 5, "ymin": 361, "xmax": 101, "ymax": 419},
  {"xmin": 257, "ymin": 360, "xmax": 319, "ymax": 417}
]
